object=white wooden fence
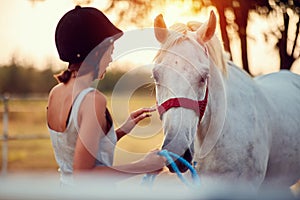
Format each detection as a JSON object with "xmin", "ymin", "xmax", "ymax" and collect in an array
[
  {"xmin": 1, "ymin": 95, "xmax": 49, "ymax": 175},
  {"xmin": 1, "ymin": 95, "xmax": 8, "ymax": 175}
]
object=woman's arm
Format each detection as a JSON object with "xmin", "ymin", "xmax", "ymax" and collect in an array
[
  {"xmin": 115, "ymin": 107, "xmax": 156, "ymax": 140},
  {"xmin": 73, "ymin": 91, "xmax": 165, "ymax": 178},
  {"xmin": 76, "ymin": 150, "xmax": 165, "ymax": 179},
  {"xmin": 73, "ymin": 91, "xmax": 108, "ymax": 170}
]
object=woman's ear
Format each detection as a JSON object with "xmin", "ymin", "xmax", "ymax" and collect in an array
[{"xmin": 196, "ymin": 11, "xmax": 217, "ymax": 44}]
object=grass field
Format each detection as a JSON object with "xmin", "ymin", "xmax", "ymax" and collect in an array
[
  {"xmin": 0, "ymin": 93, "xmax": 164, "ymax": 173},
  {"xmin": 1, "ymin": 94, "xmax": 300, "ymax": 196}
]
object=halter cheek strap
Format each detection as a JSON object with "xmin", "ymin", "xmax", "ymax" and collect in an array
[{"xmin": 157, "ymin": 83, "xmax": 209, "ymax": 121}]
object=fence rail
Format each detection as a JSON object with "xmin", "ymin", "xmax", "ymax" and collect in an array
[
  {"xmin": 0, "ymin": 134, "xmax": 49, "ymax": 141},
  {"xmin": 1, "ymin": 95, "xmax": 8, "ymax": 175}
]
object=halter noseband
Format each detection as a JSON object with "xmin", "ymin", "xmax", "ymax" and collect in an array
[{"xmin": 157, "ymin": 82, "xmax": 209, "ymax": 121}]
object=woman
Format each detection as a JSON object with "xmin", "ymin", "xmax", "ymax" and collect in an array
[{"xmin": 47, "ymin": 6, "xmax": 165, "ymax": 185}]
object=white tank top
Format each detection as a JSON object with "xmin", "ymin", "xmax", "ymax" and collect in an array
[{"xmin": 48, "ymin": 87, "xmax": 117, "ymax": 185}]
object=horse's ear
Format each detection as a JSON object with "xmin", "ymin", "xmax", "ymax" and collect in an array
[
  {"xmin": 154, "ymin": 14, "xmax": 169, "ymax": 43},
  {"xmin": 196, "ymin": 11, "xmax": 216, "ymax": 44}
]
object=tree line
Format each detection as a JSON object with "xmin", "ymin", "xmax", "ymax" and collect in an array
[
  {"xmin": 10, "ymin": 0, "xmax": 299, "ymax": 95},
  {"xmin": 0, "ymin": 61, "xmax": 56, "ymax": 95},
  {"xmin": 0, "ymin": 61, "xmax": 153, "ymax": 95}
]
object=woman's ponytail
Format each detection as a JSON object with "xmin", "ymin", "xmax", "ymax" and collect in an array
[
  {"xmin": 54, "ymin": 69, "xmax": 72, "ymax": 83},
  {"xmin": 54, "ymin": 63, "xmax": 81, "ymax": 83}
]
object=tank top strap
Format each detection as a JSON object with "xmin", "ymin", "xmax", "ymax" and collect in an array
[{"xmin": 70, "ymin": 87, "xmax": 96, "ymax": 130}]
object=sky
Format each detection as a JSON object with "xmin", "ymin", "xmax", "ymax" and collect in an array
[
  {"xmin": 0, "ymin": 0, "xmax": 299, "ymax": 75},
  {"xmin": 0, "ymin": 0, "xmax": 210, "ymax": 71},
  {"xmin": 0, "ymin": 0, "xmax": 72, "ymax": 68},
  {"xmin": 0, "ymin": 0, "xmax": 197, "ymax": 71}
]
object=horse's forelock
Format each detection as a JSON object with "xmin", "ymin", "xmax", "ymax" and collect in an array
[
  {"xmin": 154, "ymin": 22, "xmax": 227, "ymax": 74},
  {"xmin": 154, "ymin": 23, "xmax": 188, "ymax": 63}
]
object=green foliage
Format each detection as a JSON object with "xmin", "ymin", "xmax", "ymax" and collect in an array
[
  {"xmin": 95, "ymin": 70, "xmax": 155, "ymax": 94},
  {"xmin": 0, "ymin": 62, "xmax": 57, "ymax": 95},
  {"xmin": 0, "ymin": 61, "xmax": 154, "ymax": 95},
  {"xmin": 95, "ymin": 70, "xmax": 125, "ymax": 92}
]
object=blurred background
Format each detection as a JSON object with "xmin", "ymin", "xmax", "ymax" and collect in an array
[{"xmin": 0, "ymin": 0, "xmax": 299, "ymax": 180}]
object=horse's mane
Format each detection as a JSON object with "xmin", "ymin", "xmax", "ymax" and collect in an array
[{"xmin": 155, "ymin": 21, "xmax": 228, "ymax": 74}]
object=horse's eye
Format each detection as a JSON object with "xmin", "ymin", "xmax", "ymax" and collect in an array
[
  {"xmin": 199, "ymin": 72, "xmax": 209, "ymax": 84},
  {"xmin": 200, "ymin": 76, "xmax": 205, "ymax": 83},
  {"xmin": 199, "ymin": 72, "xmax": 209, "ymax": 85},
  {"xmin": 152, "ymin": 70, "xmax": 159, "ymax": 82}
]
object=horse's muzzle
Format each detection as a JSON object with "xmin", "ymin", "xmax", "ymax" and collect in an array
[{"xmin": 166, "ymin": 149, "xmax": 192, "ymax": 173}]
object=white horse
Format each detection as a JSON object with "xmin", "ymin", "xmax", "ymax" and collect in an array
[{"xmin": 153, "ymin": 11, "xmax": 300, "ymax": 192}]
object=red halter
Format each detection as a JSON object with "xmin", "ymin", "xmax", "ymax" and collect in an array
[{"xmin": 157, "ymin": 83, "xmax": 209, "ymax": 121}]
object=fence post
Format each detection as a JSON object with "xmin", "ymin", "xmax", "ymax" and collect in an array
[{"xmin": 1, "ymin": 95, "xmax": 9, "ymax": 175}]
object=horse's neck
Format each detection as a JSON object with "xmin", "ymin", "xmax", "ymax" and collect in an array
[{"xmin": 195, "ymin": 62, "xmax": 227, "ymax": 159}]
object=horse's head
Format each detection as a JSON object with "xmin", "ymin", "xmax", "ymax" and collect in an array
[{"xmin": 153, "ymin": 11, "xmax": 217, "ymax": 172}]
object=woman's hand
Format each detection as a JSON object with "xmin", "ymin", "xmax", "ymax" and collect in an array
[
  {"xmin": 116, "ymin": 107, "xmax": 156, "ymax": 140},
  {"xmin": 140, "ymin": 149, "xmax": 166, "ymax": 174},
  {"xmin": 109, "ymin": 149, "xmax": 166, "ymax": 175}
]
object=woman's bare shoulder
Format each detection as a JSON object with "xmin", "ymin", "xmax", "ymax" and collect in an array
[
  {"xmin": 48, "ymin": 84, "xmax": 66, "ymax": 106},
  {"xmin": 89, "ymin": 89, "xmax": 106, "ymax": 103},
  {"xmin": 48, "ymin": 83, "xmax": 65, "ymax": 98},
  {"xmin": 82, "ymin": 89, "xmax": 107, "ymax": 111},
  {"xmin": 78, "ymin": 90, "xmax": 108, "ymax": 127}
]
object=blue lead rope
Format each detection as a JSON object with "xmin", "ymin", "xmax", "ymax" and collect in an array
[{"xmin": 141, "ymin": 150, "xmax": 200, "ymax": 188}]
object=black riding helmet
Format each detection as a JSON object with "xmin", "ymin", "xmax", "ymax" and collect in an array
[{"xmin": 55, "ymin": 5, "xmax": 123, "ymax": 64}]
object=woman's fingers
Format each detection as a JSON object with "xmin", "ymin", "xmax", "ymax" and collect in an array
[
  {"xmin": 131, "ymin": 107, "xmax": 156, "ymax": 119},
  {"xmin": 119, "ymin": 107, "xmax": 157, "ymax": 135},
  {"xmin": 143, "ymin": 149, "xmax": 167, "ymax": 173},
  {"xmin": 132, "ymin": 112, "xmax": 152, "ymax": 124}
]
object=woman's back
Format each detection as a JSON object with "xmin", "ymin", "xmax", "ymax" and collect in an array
[
  {"xmin": 47, "ymin": 82, "xmax": 75, "ymax": 132},
  {"xmin": 47, "ymin": 86, "xmax": 117, "ymax": 185}
]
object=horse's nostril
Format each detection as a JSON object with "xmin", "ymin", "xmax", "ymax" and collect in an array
[
  {"xmin": 167, "ymin": 161, "xmax": 188, "ymax": 173},
  {"xmin": 166, "ymin": 149, "xmax": 192, "ymax": 173},
  {"xmin": 183, "ymin": 149, "xmax": 192, "ymax": 163}
]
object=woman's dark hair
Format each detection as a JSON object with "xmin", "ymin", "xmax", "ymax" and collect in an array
[
  {"xmin": 54, "ymin": 63, "xmax": 81, "ymax": 83},
  {"xmin": 54, "ymin": 69, "xmax": 72, "ymax": 83}
]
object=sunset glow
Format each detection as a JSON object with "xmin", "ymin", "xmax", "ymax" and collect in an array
[{"xmin": 0, "ymin": 0, "xmax": 299, "ymax": 74}]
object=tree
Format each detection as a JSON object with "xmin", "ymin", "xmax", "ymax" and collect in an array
[
  {"xmin": 100, "ymin": 0, "xmax": 157, "ymax": 27},
  {"xmin": 193, "ymin": 0, "xmax": 271, "ymax": 74},
  {"xmin": 196, "ymin": 0, "xmax": 299, "ymax": 73},
  {"xmin": 267, "ymin": 0, "xmax": 300, "ymax": 70},
  {"xmin": 0, "ymin": 60, "xmax": 57, "ymax": 95}
]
